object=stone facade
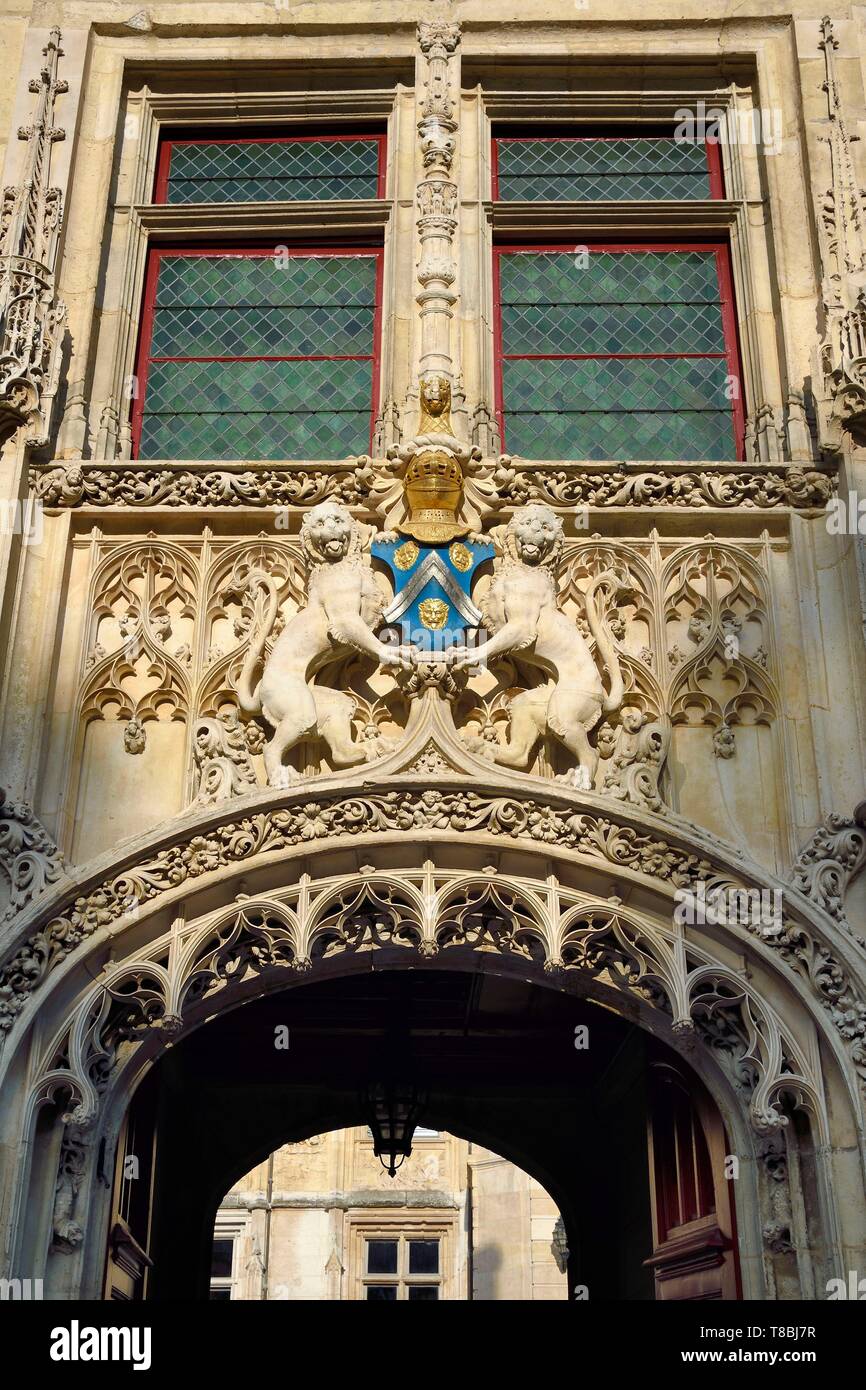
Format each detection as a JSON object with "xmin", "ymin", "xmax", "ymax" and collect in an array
[
  {"xmin": 0, "ymin": 0, "xmax": 864, "ymax": 1302},
  {"xmin": 214, "ymin": 1131, "xmax": 566, "ymax": 1301}
]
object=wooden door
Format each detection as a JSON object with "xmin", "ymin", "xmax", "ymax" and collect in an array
[
  {"xmin": 644, "ymin": 1058, "xmax": 740, "ymax": 1300},
  {"xmin": 103, "ymin": 1070, "xmax": 158, "ymax": 1299}
]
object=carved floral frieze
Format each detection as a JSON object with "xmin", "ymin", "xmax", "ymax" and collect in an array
[{"xmin": 29, "ymin": 457, "xmax": 835, "ymax": 512}]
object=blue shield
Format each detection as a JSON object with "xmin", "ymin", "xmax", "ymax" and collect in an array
[{"xmin": 372, "ymin": 537, "xmax": 495, "ymax": 653}]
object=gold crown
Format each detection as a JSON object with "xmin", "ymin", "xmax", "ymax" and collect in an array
[{"xmin": 402, "ymin": 450, "xmax": 468, "ymax": 543}]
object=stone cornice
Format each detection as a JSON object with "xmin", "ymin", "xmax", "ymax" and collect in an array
[
  {"xmin": 126, "ymin": 91, "xmax": 401, "ymax": 121},
  {"xmin": 133, "ymin": 200, "xmax": 391, "ymax": 241}
]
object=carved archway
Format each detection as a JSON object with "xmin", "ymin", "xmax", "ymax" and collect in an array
[{"xmin": 0, "ymin": 773, "xmax": 862, "ymax": 1300}]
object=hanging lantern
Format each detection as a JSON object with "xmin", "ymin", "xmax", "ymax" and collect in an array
[{"xmin": 364, "ymin": 1078, "xmax": 428, "ymax": 1178}]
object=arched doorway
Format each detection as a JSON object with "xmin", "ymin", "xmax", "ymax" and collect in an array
[
  {"xmin": 0, "ymin": 793, "xmax": 860, "ymax": 1303},
  {"xmin": 101, "ymin": 968, "xmax": 739, "ymax": 1301}
]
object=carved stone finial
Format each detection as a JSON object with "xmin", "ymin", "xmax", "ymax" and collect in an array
[
  {"xmin": 814, "ymin": 14, "xmax": 866, "ymax": 445},
  {"xmin": 0, "ymin": 26, "xmax": 67, "ymax": 444}
]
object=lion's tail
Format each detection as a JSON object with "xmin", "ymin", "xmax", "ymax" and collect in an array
[
  {"xmin": 236, "ymin": 570, "xmax": 279, "ymax": 716},
  {"xmin": 584, "ymin": 570, "xmax": 625, "ymax": 714}
]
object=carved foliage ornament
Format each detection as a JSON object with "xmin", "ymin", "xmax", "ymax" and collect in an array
[
  {"xmin": 2, "ymin": 790, "xmax": 865, "ymax": 1102},
  {"xmin": 0, "ymin": 790, "xmax": 65, "ymax": 923},
  {"xmin": 28, "ymin": 459, "xmax": 833, "ymax": 512},
  {"xmin": 30, "ymin": 460, "xmax": 376, "ymax": 509},
  {"xmin": 790, "ymin": 807, "xmax": 866, "ymax": 931}
]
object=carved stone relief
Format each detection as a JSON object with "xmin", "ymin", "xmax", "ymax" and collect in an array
[
  {"xmin": 30, "ymin": 867, "xmax": 824, "ymax": 1146},
  {"xmin": 452, "ymin": 505, "xmax": 634, "ymax": 791},
  {"xmin": 64, "ymin": 506, "xmax": 790, "ymax": 825},
  {"xmin": 790, "ymin": 806, "xmax": 866, "ymax": 931},
  {"xmin": 232, "ymin": 503, "xmax": 413, "ymax": 787},
  {"xmin": 0, "ymin": 790, "xmax": 65, "ymax": 922},
  {"xmin": 29, "ymin": 457, "xmax": 834, "ymax": 513}
]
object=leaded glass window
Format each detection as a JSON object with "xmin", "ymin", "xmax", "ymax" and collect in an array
[
  {"xmin": 495, "ymin": 244, "xmax": 741, "ymax": 461},
  {"xmin": 493, "ymin": 135, "xmax": 721, "ymax": 202},
  {"xmin": 134, "ymin": 247, "xmax": 381, "ymax": 460},
  {"xmin": 155, "ymin": 134, "xmax": 385, "ymax": 204}
]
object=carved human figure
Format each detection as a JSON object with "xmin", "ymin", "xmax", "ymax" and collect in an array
[
  {"xmin": 450, "ymin": 504, "xmax": 627, "ymax": 786},
  {"xmin": 236, "ymin": 503, "xmax": 413, "ymax": 786}
]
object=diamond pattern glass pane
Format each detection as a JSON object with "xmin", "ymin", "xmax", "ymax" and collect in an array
[
  {"xmin": 139, "ymin": 360, "xmax": 373, "ymax": 460},
  {"xmin": 138, "ymin": 251, "xmax": 378, "ymax": 460},
  {"xmin": 495, "ymin": 138, "xmax": 711, "ymax": 201},
  {"xmin": 150, "ymin": 255, "xmax": 377, "ymax": 358},
  {"xmin": 501, "ymin": 358, "xmax": 735, "ymax": 461},
  {"xmin": 163, "ymin": 138, "xmax": 381, "ymax": 203},
  {"xmin": 498, "ymin": 249, "xmax": 736, "ymax": 461},
  {"xmin": 499, "ymin": 251, "xmax": 725, "ymax": 356}
]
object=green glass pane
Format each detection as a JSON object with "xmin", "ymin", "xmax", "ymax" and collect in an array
[
  {"xmin": 149, "ymin": 255, "xmax": 378, "ymax": 358},
  {"xmin": 504, "ymin": 409, "xmax": 734, "ymax": 461},
  {"xmin": 499, "ymin": 251, "xmax": 725, "ymax": 355},
  {"xmin": 165, "ymin": 138, "xmax": 380, "ymax": 203},
  {"xmin": 501, "ymin": 357, "xmax": 735, "ymax": 461},
  {"xmin": 138, "ymin": 358, "xmax": 373, "ymax": 460},
  {"xmin": 496, "ymin": 138, "xmax": 711, "ymax": 201},
  {"xmin": 500, "ymin": 250, "xmax": 719, "ymax": 306}
]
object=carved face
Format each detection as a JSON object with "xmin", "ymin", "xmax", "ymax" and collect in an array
[
  {"xmin": 420, "ymin": 375, "xmax": 450, "ymax": 417},
  {"xmin": 302, "ymin": 502, "xmax": 355, "ymax": 564},
  {"xmin": 620, "ymin": 707, "xmax": 644, "ymax": 733},
  {"xmin": 509, "ymin": 504, "xmax": 562, "ymax": 567}
]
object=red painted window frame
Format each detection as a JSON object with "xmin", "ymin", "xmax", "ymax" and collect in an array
[
  {"xmin": 131, "ymin": 243, "xmax": 385, "ymax": 459},
  {"xmin": 154, "ymin": 131, "xmax": 388, "ymax": 204},
  {"xmin": 492, "ymin": 240, "xmax": 745, "ymax": 461},
  {"xmin": 491, "ymin": 133, "xmax": 724, "ymax": 202}
]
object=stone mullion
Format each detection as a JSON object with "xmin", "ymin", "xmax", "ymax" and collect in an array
[
  {"xmin": 463, "ymin": 85, "xmax": 500, "ymax": 456},
  {"xmin": 413, "ymin": 18, "xmax": 461, "ymax": 409}
]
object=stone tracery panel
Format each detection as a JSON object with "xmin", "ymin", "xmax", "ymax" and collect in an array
[{"xmin": 26, "ymin": 864, "xmax": 826, "ymax": 1149}]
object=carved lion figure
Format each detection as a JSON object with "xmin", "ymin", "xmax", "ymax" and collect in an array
[
  {"xmin": 236, "ymin": 503, "xmax": 412, "ymax": 786},
  {"xmin": 450, "ymin": 504, "xmax": 627, "ymax": 786}
]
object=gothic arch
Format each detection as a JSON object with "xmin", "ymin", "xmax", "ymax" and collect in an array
[{"xmin": 0, "ymin": 774, "xmax": 863, "ymax": 1299}]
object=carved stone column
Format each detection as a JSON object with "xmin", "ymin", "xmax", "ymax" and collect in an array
[{"xmin": 415, "ymin": 18, "xmax": 461, "ymax": 402}]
